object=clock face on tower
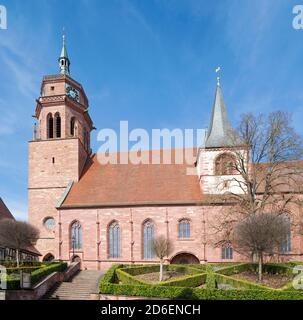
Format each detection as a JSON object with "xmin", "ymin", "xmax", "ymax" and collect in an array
[{"xmin": 65, "ymin": 84, "xmax": 80, "ymax": 102}]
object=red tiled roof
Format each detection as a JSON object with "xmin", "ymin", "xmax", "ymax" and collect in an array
[
  {"xmin": 61, "ymin": 150, "xmax": 303, "ymax": 208},
  {"xmin": 62, "ymin": 149, "xmax": 204, "ymax": 207},
  {"xmin": 0, "ymin": 198, "xmax": 14, "ymax": 220}
]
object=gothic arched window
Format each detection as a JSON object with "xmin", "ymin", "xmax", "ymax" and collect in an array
[
  {"xmin": 47, "ymin": 113, "xmax": 53, "ymax": 139},
  {"xmin": 54, "ymin": 113, "xmax": 61, "ymax": 138},
  {"xmin": 280, "ymin": 218, "xmax": 292, "ymax": 253},
  {"xmin": 222, "ymin": 244, "xmax": 233, "ymax": 260},
  {"xmin": 280, "ymin": 232, "xmax": 291, "ymax": 253},
  {"xmin": 143, "ymin": 220, "xmax": 155, "ymax": 259},
  {"xmin": 70, "ymin": 221, "xmax": 82, "ymax": 250},
  {"xmin": 70, "ymin": 117, "xmax": 76, "ymax": 136},
  {"xmin": 215, "ymin": 153, "xmax": 237, "ymax": 175},
  {"xmin": 179, "ymin": 219, "xmax": 191, "ymax": 239},
  {"xmin": 108, "ymin": 221, "xmax": 120, "ymax": 258}
]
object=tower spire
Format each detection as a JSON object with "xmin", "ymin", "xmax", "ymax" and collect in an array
[
  {"xmin": 58, "ymin": 30, "xmax": 70, "ymax": 75},
  {"xmin": 205, "ymin": 72, "xmax": 236, "ymax": 148}
]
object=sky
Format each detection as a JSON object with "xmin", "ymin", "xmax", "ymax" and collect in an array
[{"xmin": 0, "ymin": 0, "xmax": 302, "ymax": 220}]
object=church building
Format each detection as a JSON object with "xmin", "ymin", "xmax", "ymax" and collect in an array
[{"xmin": 28, "ymin": 37, "xmax": 303, "ymax": 270}]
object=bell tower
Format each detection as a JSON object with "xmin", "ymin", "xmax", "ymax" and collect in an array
[
  {"xmin": 197, "ymin": 76, "xmax": 245, "ymax": 195},
  {"xmin": 28, "ymin": 35, "xmax": 93, "ymax": 260}
]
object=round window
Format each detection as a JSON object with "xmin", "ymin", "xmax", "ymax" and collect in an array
[{"xmin": 43, "ymin": 217, "xmax": 55, "ymax": 231}]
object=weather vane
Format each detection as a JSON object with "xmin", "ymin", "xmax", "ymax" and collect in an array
[{"xmin": 215, "ymin": 66, "xmax": 221, "ymax": 86}]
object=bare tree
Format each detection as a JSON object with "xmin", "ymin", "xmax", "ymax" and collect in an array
[
  {"xmin": 152, "ymin": 236, "xmax": 174, "ymax": 282},
  {"xmin": 0, "ymin": 219, "xmax": 40, "ymax": 267},
  {"xmin": 213, "ymin": 111, "xmax": 303, "ymax": 250},
  {"xmin": 233, "ymin": 213, "xmax": 290, "ymax": 282}
]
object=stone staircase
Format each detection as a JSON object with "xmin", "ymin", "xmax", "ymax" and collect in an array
[{"xmin": 43, "ymin": 270, "xmax": 103, "ymax": 300}]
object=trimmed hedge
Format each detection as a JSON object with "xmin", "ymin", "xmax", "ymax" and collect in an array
[
  {"xmin": 116, "ymin": 264, "xmax": 206, "ymax": 288},
  {"xmin": 6, "ymin": 275, "xmax": 20, "ymax": 290},
  {"xmin": 116, "ymin": 268, "xmax": 149, "ymax": 285},
  {"xmin": 4, "ymin": 262, "xmax": 68, "ymax": 290},
  {"xmin": 157, "ymin": 273, "xmax": 206, "ymax": 288},
  {"xmin": 120, "ymin": 265, "xmax": 160, "ymax": 276},
  {"xmin": 99, "ymin": 263, "xmax": 303, "ymax": 300},
  {"xmin": 214, "ymin": 273, "xmax": 269, "ymax": 290},
  {"xmin": 250, "ymin": 263, "xmax": 293, "ymax": 275},
  {"xmin": 120, "ymin": 264, "xmax": 202, "ymax": 277},
  {"xmin": 194, "ymin": 288, "xmax": 303, "ymax": 300},
  {"xmin": 117, "ymin": 269, "xmax": 206, "ymax": 288},
  {"xmin": 187, "ymin": 264, "xmax": 207, "ymax": 270},
  {"xmin": 100, "ymin": 283, "xmax": 194, "ymax": 299},
  {"xmin": 31, "ymin": 262, "xmax": 67, "ymax": 285},
  {"xmin": 214, "ymin": 263, "xmax": 295, "ymax": 290},
  {"xmin": 168, "ymin": 265, "xmax": 203, "ymax": 275},
  {"xmin": 216, "ymin": 263, "xmax": 251, "ymax": 276},
  {"xmin": 216, "ymin": 262, "xmax": 294, "ymax": 276},
  {"xmin": 205, "ymin": 266, "xmax": 217, "ymax": 289},
  {"xmin": 101, "ymin": 264, "xmax": 124, "ymax": 284},
  {"xmin": 100, "ymin": 282, "xmax": 303, "ymax": 300}
]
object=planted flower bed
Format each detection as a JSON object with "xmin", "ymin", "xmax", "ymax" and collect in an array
[
  {"xmin": 116, "ymin": 264, "xmax": 206, "ymax": 288},
  {"xmin": 215, "ymin": 263, "xmax": 295, "ymax": 289}
]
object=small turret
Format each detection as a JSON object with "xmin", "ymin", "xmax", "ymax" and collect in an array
[{"xmin": 58, "ymin": 34, "xmax": 70, "ymax": 75}]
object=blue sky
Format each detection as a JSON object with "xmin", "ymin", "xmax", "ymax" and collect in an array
[{"xmin": 0, "ymin": 0, "xmax": 302, "ymax": 220}]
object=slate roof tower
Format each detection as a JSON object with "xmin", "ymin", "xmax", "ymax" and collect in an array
[{"xmin": 205, "ymin": 79, "xmax": 235, "ymax": 148}]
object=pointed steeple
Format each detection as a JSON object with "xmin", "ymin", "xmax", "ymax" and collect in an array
[
  {"xmin": 58, "ymin": 33, "xmax": 70, "ymax": 75},
  {"xmin": 205, "ymin": 79, "xmax": 235, "ymax": 148}
]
